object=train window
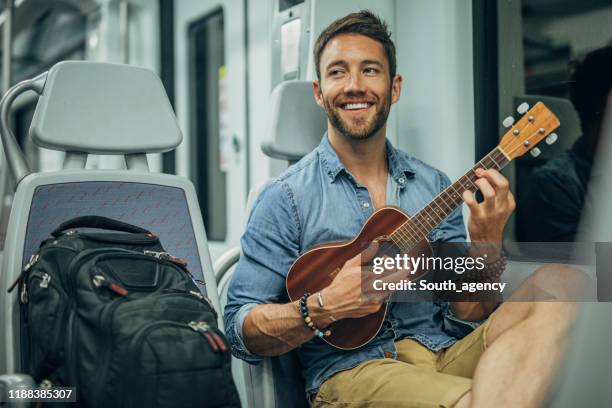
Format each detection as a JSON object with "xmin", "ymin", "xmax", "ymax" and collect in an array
[
  {"xmin": 188, "ymin": 9, "xmax": 227, "ymax": 242},
  {"xmin": 476, "ymin": 0, "xmax": 612, "ymax": 248},
  {"xmin": 515, "ymin": 1, "xmax": 612, "ymax": 245},
  {"xmin": 279, "ymin": 0, "xmax": 305, "ymax": 13}
]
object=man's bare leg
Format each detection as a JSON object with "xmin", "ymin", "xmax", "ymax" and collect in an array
[{"xmin": 454, "ymin": 264, "xmax": 585, "ymax": 408}]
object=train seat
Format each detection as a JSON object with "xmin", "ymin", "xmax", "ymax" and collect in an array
[
  {"xmin": 216, "ymin": 80, "xmax": 326, "ymax": 407},
  {"xmin": 0, "ymin": 62, "xmax": 220, "ymax": 392}
]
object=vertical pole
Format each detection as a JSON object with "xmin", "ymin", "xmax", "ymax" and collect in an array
[
  {"xmin": 243, "ymin": 0, "xmax": 251, "ymax": 195},
  {"xmin": 159, "ymin": 0, "xmax": 176, "ymax": 174},
  {"xmin": 2, "ymin": 0, "xmax": 13, "ymax": 92},
  {"xmin": 119, "ymin": 0, "xmax": 137, "ymax": 170},
  {"xmin": 0, "ymin": 0, "xmax": 14, "ymax": 249},
  {"xmin": 119, "ymin": 0, "xmax": 129, "ymax": 64}
]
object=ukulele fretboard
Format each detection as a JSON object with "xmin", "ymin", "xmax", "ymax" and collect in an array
[{"xmin": 390, "ymin": 147, "xmax": 510, "ymax": 252}]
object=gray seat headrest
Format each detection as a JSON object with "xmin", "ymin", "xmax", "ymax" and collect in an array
[
  {"xmin": 29, "ymin": 61, "xmax": 182, "ymax": 154},
  {"xmin": 261, "ymin": 80, "xmax": 327, "ymax": 162}
]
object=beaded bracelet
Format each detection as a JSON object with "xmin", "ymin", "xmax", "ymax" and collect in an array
[
  {"xmin": 299, "ymin": 293, "xmax": 331, "ymax": 338},
  {"xmin": 458, "ymin": 252, "xmax": 507, "ymax": 282},
  {"xmin": 474, "ymin": 252, "xmax": 507, "ymax": 281}
]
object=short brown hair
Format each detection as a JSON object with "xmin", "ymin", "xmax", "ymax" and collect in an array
[{"xmin": 313, "ymin": 10, "xmax": 396, "ymax": 81}]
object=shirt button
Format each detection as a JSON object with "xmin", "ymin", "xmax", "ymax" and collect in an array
[
  {"xmin": 398, "ymin": 177, "xmax": 405, "ymax": 183},
  {"xmin": 363, "ymin": 202, "xmax": 370, "ymax": 208}
]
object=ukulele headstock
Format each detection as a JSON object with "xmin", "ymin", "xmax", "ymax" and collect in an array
[{"xmin": 498, "ymin": 102, "xmax": 560, "ymax": 160}]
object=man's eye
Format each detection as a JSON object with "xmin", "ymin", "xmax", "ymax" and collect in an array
[
  {"xmin": 328, "ymin": 69, "xmax": 344, "ymax": 77},
  {"xmin": 364, "ymin": 67, "xmax": 379, "ymax": 75}
]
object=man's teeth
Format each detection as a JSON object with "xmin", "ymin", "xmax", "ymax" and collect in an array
[{"xmin": 344, "ymin": 103, "xmax": 370, "ymax": 110}]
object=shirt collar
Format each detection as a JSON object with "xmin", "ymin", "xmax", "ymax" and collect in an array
[{"xmin": 317, "ymin": 132, "xmax": 416, "ymax": 184}]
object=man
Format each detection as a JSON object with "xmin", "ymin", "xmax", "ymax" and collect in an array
[
  {"xmin": 225, "ymin": 11, "xmax": 578, "ymax": 407},
  {"xmin": 518, "ymin": 45, "xmax": 612, "ymax": 242}
]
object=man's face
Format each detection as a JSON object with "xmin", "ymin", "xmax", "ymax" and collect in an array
[{"xmin": 313, "ymin": 33, "xmax": 402, "ymax": 141}]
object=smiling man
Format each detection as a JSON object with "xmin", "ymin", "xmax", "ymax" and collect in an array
[{"xmin": 225, "ymin": 10, "xmax": 578, "ymax": 408}]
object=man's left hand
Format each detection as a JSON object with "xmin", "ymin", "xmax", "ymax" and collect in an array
[{"xmin": 462, "ymin": 168, "xmax": 515, "ymax": 246}]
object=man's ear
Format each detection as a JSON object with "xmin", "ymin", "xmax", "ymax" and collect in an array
[
  {"xmin": 391, "ymin": 74, "xmax": 402, "ymax": 104},
  {"xmin": 313, "ymin": 80, "xmax": 324, "ymax": 108}
]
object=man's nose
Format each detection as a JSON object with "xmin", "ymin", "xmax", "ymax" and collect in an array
[{"xmin": 344, "ymin": 72, "xmax": 366, "ymax": 94}]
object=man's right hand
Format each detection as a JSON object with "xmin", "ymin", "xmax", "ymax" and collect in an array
[{"xmin": 322, "ymin": 241, "xmax": 407, "ymax": 320}]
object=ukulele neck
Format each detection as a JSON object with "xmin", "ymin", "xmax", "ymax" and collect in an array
[{"xmin": 390, "ymin": 147, "xmax": 510, "ymax": 250}]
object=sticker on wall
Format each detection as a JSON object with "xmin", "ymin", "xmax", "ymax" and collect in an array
[{"xmin": 218, "ymin": 65, "xmax": 232, "ymax": 172}]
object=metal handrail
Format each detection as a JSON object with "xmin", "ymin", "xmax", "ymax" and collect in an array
[
  {"xmin": 213, "ymin": 246, "xmax": 241, "ymax": 285},
  {"xmin": 0, "ymin": 71, "xmax": 48, "ymax": 186},
  {"xmin": 0, "ymin": 374, "xmax": 36, "ymax": 407}
]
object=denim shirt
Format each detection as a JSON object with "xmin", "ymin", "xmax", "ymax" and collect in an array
[{"xmin": 224, "ymin": 135, "xmax": 481, "ymax": 396}]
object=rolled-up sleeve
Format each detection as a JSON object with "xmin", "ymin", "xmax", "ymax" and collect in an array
[
  {"xmin": 442, "ymin": 302, "xmax": 487, "ymax": 337},
  {"xmin": 223, "ymin": 180, "xmax": 301, "ymax": 364}
]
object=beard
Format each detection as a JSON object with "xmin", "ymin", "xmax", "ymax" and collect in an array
[{"xmin": 322, "ymin": 90, "xmax": 391, "ymax": 141}]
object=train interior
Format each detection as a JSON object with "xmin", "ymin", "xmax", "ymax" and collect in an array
[{"xmin": 0, "ymin": 0, "xmax": 611, "ymax": 406}]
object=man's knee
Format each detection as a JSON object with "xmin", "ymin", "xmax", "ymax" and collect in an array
[
  {"xmin": 487, "ymin": 265, "xmax": 586, "ymax": 344},
  {"xmin": 508, "ymin": 264, "xmax": 585, "ymax": 329},
  {"xmin": 520, "ymin": 263, "xmax": 589, "ymax": 302}
]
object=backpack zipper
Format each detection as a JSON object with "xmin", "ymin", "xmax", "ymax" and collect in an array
[
  {"xmin": 143, "ymin": 250, "xmax": 188, "ymax": 266},
  {"xmin": 92, "ymin": 274, "xmax": 129, "ymax": 296},
  {"xmin": 8, "ymin": 253, "xmax": 40, "ymax": 294},
  {"xmin": 162, "ymin": 288, "xmax": 216, "ymax": 313},
  {"xmin": 188, "ymin": 321, "xmax": 228, "ymax": 352},
  {"xmin": 9, "ymin": 244, "xmax": 78, "ymax": 296},
  {"xmin": 40, "ymin": 273, "xmax": 51, "ymax": 288}
]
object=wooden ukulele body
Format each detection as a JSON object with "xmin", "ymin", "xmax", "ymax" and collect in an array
[{"xmin": 286, "ymin": 206, "xmax": 432, "ymax": 350}]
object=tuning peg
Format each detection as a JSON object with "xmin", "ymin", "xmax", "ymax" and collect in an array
[
  {"xmin": 502, "ymin": 116, "xmax": 515, "ymax": 128},
  {"xmin": 545, "ymin": 133, "xmax": 558, "ymax": 145},
  {"xmin": 517, "ymin": 102, "xmax": 530, "ymax": 114},
  {"xmin": 529, "ymin": 147, "xmax": 541, "ymax": 158}
]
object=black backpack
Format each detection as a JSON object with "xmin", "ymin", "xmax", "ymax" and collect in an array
[{"xmin": 10, "ymin": 216, "xmax": 240, "ymax": 407}]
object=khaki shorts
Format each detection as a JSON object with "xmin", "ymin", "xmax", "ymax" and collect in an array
[{"xmin": 312, "ymin": 317, "xmax": 492, "ymax": 407}]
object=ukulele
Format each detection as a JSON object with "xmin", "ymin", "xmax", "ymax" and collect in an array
[{"xmin": 286, "ymin": 101, "xmax": 560, "ymax": 350}]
